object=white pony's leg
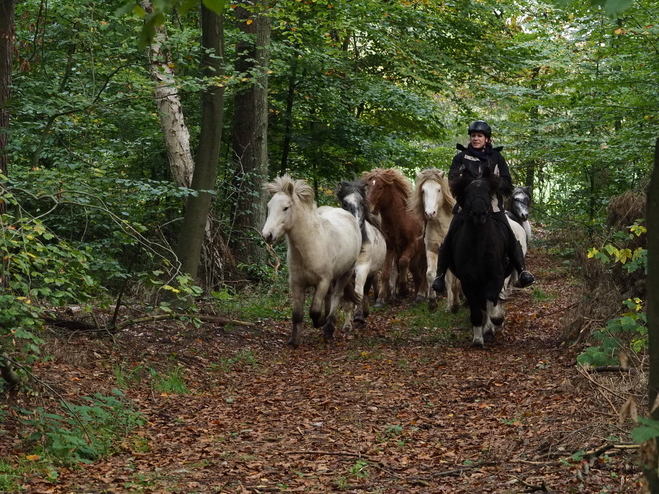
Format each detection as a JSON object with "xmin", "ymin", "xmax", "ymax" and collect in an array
[
  {"xmin": 310, "ymin": 280, "xmax": 331, "ymax": 329},
  {"xmin": 323, "ymin": 270, "xmax": 354, "ymax": 341},
  {"xmin": 289, "ymin": 284, "xmax": 306, "ymax": 348},
  {"xmin": 353, "ymin": 260, "xmax": 369, "ymax": 323},
  {"xmin": 426, "ymin": 248, "xmax": 439, "ymax": 313},
  {"xmin": 445, "ymin": 270, "xmax": 461, "ymax": 314},
  {"xmin": 341, "ymin": 299, "xmax": 355, "ymax": 332}
]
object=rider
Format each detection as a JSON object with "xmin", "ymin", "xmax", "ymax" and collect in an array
[{"xmin": 432, "ymin": 120, "xmax": 535, "ymax": 293}]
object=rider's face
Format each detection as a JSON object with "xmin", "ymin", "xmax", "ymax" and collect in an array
[{"xmin": 469, "ymin": 132, "xmax": 488, "ymax": 150}]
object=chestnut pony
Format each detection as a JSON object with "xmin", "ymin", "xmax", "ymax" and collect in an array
[{"xmin": 362, "ymin": 168, "xmax": 426, "ymax": 307}]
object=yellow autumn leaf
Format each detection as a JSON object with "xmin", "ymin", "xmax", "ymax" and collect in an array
[
  {"xmin": 246, "ymin": 19, "xmax": 253, "ymax": 25},
  {"xmin": 26, "ymin": 455, "xmax": 41, "ymax": 461}
]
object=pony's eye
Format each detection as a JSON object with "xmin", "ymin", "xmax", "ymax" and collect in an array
[{"xmin": 283, "ymin": 206, "xmax": 289, "ymax": 212}]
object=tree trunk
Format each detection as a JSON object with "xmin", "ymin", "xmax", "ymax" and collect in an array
[
  {"xmin": 175, "ymin": 3, "xmax": 228, "ymax": 282},
  {"xmin": 229, "ymin": 0, "xmax": 270, "ymax": 267},
  {"xmin": 644, "ymin": 137, "xmax": 659, "ymax": 492},
  {"xmin": 139, "ymin": 0, "xmax": 194, "ymax": 188},
  {"xmin": 0, "ymin": 0, "xmax": 15, "ymax": 178}
]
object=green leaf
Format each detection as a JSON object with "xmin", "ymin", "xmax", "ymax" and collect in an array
[
  {"xmin": 632, "ymin": 425, "xmax": 659, "ymax": 444},
  {"xmin": 202, "ymin": 0, "xmax": 225, "ymax": 16}
]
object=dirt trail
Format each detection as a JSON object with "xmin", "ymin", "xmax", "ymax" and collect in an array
[{"xmin": 8, "ymin": 239, "xmax": 643, "ymax": 493}]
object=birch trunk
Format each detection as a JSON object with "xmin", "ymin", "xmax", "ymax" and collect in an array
[{"xmin": 140, "ymin": 0, "xmax": 194, "ymax": 188}]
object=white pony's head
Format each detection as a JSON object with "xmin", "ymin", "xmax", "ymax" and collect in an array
[{"xmin": 261, "ymin": 175, "xmax": 314, "ymax": 244}]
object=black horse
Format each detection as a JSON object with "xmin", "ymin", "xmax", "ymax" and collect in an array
[{"xmin": 448, "ymin": 168, "xmax": 515, "ymax": 346}]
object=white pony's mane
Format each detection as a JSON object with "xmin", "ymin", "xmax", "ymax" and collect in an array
[
  {"xmin": 409, "ymin": 168, "xmax": 456, "ymax": 222},
  {"xmin": 264, "ymin": 174, "xmax": 315, "ymax": 206}
]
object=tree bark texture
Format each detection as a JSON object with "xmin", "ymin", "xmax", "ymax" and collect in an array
[
  {"xmin": 0, "ymin": 0, "xmax": 16, "ymax": 177},
  {"xmin": 140, "ymin": 0, "xmax": 194, "ymax": 189},
  {"xmin": 644, "ymin": 137, "xmax": 659, "ymax": 493},
  {"xmin": 175, "ymin": 3, "xmax": 229, "ymax": 283},
  {"xmin": 229, "ymin": 0, "xmax": 270, "ymax": 267}
]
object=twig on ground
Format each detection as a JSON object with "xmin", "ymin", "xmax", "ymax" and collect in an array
[
  {"xmin": 115, "ymin": 314, "xmax": 255, "ymax": 330},
  {"xmin": 575, "ymin": 365, "xmax": 625, "ymax": 415},
  {"xmin": 514, "ymin": 476, "xmax": 553, "ymax": 493}
]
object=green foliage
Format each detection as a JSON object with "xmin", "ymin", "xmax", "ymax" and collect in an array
[
  {"xmin": 149, "ymin": 366, "xmax": 189, "ymax": 394},
  {"xmin": 209, "ymin": 349, "xmax": 259, "ymax": 374},
  {"xmin": 19, "ymin": 390, "xmax": 145, "ymax": 465},
  {"xmin": 578, "ymin": 219, "xmax": 647, "ymax": 367},
  {"xmin": 632, "ymin": 417, "xmax": 659, "ymax": 444},
  {"xmin": 587, "ymin": 221, "xmax": 647, "ymax": 274},
  {"xmin": 577, "ymin": 298, "xmax": 647, "ymax": 367}
]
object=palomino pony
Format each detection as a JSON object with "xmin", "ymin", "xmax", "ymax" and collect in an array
[
  {"xmin": 335, "ymin": 180, "xmax": 387, "ymax": 330},
  {"xmin": 505, "ymin": 186, "xmax": 532, "ymax": 244},
  {"xmin": 262, "ymin": 175, "xmax": 361, "ymax": 347},
  {"xmin": 448, "ymin": 168, "xmax": 514, "ymax": 347},
  {"xmin": 409, "ymin": 169, "xmax": 461, "ymax": 314},
  {"xmin": 362, "ymin": 168, "xmax": 426, "ymax": 307}
]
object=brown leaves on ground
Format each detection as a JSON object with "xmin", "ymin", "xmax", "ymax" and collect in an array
[{"xmin": 2, "ymin": 236, "xmax": 644, "ymax": 493}]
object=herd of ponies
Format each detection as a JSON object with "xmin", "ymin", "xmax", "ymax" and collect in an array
[{"xmin": 261, "ymin": 168, "xmax": 532, "ymax": 348}]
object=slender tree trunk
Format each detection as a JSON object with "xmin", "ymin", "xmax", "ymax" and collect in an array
[
  {"xmin": 139, "ymin": 0, "xmax": 194, "ymax": 188},
  {"xmin": 0, "ymin": 0, "xmax": 16, "ymax": 178},
  {"xmin": 175, "ymin": 3, "xmax": 227, "ymax": 281},
  {"xmin": 644, "ymin": 137, "xmax": 659, "ymax": 493},
  {"xmin": 229, "ymin": 0, "xmax": 270, "ymax": 267},
  {"xmin": 279, "ymin": 60, "xmax": 297, "ymax": 176}
]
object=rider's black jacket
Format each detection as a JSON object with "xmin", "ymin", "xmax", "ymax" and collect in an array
[{"xmin": 449, "ymin": 143, "xmax": 512, "ymax": 211}]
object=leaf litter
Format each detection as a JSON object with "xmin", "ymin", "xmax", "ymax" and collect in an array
[{"xmin": 3, "ymin": 236, "xmax": 644, "ymax": 493}]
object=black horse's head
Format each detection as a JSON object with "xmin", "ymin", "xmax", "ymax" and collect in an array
[{"xmin": 450, "ymin": 167, "xmax": 501, "ymax": 226}]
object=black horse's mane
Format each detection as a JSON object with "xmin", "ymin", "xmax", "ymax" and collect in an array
[{"xmin": 449, "ymin": 168, "xmax": 501, "ymax": 209}]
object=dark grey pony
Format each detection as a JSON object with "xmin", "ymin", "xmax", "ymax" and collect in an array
[
  {"xmin": 335, "ymin": 180, "xmax": 387, "ymax": 329},
  {"xmin": 505, "ymin": 186, "xmax": 532, "ymax": 244}
]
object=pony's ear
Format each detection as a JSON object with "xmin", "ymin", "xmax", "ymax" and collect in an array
[
  {"xmin": 284, "ymin": 180, "xmax": 295, "ymax": 196},
  {"xmin": 439, "ymin": 170, "xmax": 446, "ymax": 179},
  {"xmin": 334, "ymin": 181, "xmax": 347, "ymax": 198}
]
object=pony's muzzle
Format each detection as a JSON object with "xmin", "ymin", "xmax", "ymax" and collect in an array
[{"xmin": 262, "ymin": 231, "xmax": 277, "ymax": 244}]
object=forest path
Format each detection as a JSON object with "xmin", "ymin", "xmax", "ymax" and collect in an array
[{"xmin": 13, "ymin": 231, "xmax": 642, "ymax": 493}]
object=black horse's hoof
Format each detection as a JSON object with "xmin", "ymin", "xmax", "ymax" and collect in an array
[
  {"xmin": 322, "ymin": 325, "xmax": 335, "ymax": 342},
  {"xmin": 432, "ymin": 276, "xmax": 446, "ymax": 294}
]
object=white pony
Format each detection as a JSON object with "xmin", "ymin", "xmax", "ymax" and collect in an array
[
  {"xmin": 501, "ymin": 217, "xmax": 529, "ymax": 299},
  {"xmin": 335, "ymin": 180, "xmax": 387, "ymax": 331},
  {"xmin": 409, "ymin": 169, "xmax": 462, "ymax": 313},
  {"xmin": 262, "ymin": 175, "xmax": 362, "ymax": 347}
]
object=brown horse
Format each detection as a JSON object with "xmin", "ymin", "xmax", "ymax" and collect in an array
[{"xmin": 362, "ymin": 168, "xmax": 426, "ymax": 307}]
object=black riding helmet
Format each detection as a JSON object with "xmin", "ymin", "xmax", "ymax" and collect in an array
[{"xmin": 468, "ymin": 120, "xmax": 492, "ymax": 138}]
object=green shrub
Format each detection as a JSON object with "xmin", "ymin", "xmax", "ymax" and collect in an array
[{"xmin": 19, "ymin": 390, "xmax": 145, "ymax": 465}]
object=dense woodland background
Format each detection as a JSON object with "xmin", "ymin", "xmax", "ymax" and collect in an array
[{"xmin": 0, "ymin": 0, "xmax": 657, "ymax": 489}]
